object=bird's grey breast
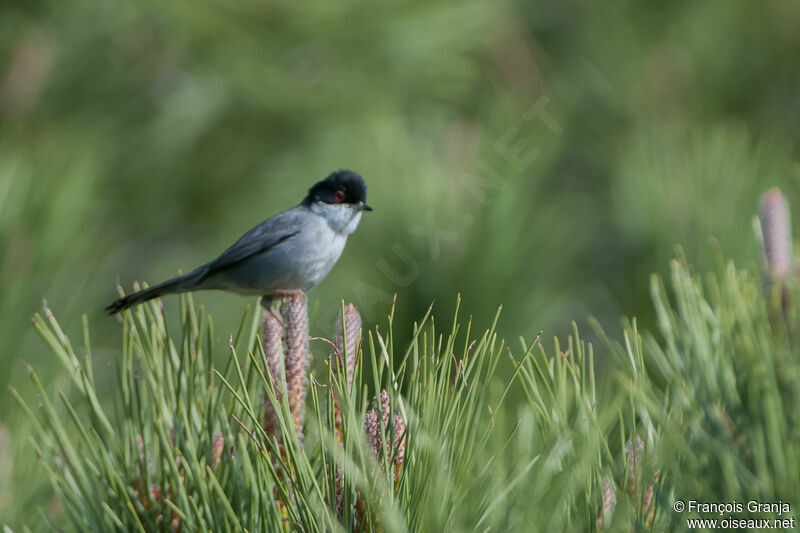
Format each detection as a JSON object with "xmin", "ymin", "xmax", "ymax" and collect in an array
[
  {"xmin": 288, "ymin": 211, "xmax": 348, "ymax": 290},
  {"xmin": 208, "ymin": 205, "xmax": 347, "ymax": 294}
]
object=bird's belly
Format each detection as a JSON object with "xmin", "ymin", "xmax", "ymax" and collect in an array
[{"xmin": 214, "ymin": 232, "xmax": 347, "ymax": 295}]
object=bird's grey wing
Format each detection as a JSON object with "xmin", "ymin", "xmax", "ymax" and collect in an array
[{"xmin": 197, "ymin": 212, "xmax": 301, "ymax": 281}]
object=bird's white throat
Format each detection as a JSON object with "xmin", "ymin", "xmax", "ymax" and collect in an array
[{"xmin": 309, "ymin": 202, "xmax": 363, "ymax": 235}]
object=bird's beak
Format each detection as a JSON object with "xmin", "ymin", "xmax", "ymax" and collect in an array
[{"xmin": 359, "ymin": 203, "xmax": 374, "ymax": 212}]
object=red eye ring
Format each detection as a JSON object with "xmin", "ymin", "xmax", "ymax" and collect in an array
[{"xmin": 333, "ymin": 190, "xmax": 346, "ymax": 203}]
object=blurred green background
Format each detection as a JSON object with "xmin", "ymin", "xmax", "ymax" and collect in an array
[{"xmin": 1, "ymin": 0, "xmax": 799, "ymax": 525}]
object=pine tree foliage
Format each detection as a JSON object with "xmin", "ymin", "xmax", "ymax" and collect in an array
[{"xmin": 10, "ymin": 248, "xmax": 800, "ymax": 531}]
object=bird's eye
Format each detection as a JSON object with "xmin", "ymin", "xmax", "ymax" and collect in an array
[{"xmin": 333, "ymin": 190, "xmax": 346, "ymax": 203}]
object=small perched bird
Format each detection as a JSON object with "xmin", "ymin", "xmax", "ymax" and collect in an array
[{"xmin": 107, "ymin": 170, "xmax": 372, "ymax": 314}]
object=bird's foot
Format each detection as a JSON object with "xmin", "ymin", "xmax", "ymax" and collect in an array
[
  {"xmin": 261, "ymin": 297, "xmax": 286, "ymax": 327},
  {"xmin": 261, "ymin": 289, "xmax": 306, "ymax": 329},
  {"xmin": 267, "ymin": 306, "xmax": 285, "ymax": 327}
]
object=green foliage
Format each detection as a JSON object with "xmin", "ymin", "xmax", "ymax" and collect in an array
[
  {"xmin": 10, "ymin": 294, "xmax": 511, "ymax": 531},
  {"xmin": 8, "ymin": 249, "xmax": 800, "ymax": 531},
  {"xmin": 3, "ymin": 2, "xmax": 800, "ymax": 522},
  {"xmin": 619, "ymin": 252, "xmax": 800, "ymax": 503}
]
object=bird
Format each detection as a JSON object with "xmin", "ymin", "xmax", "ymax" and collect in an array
[{"xmin": 107, "ymin": 169, "xmax": 372, "ymax": 314}]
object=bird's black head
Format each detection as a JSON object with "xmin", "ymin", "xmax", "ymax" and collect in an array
[{"xmin": 304, "ymin": 170, "xmax": 372, "ymax": 211}]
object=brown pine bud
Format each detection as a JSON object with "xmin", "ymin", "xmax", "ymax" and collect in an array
[
  {"xmin": 281, "ymin": 292, "xmax": 310, "ymax": 444},
  {"xmin": 624, "ymin": 435, "xmax": 645, "ymax": 495},
  {"xmin": 644, "ymin": 470, "xmax": 660, "ymax": 530},
  {"xmin": 211, "ymin": 432, "xmax": 225, "ymax": 470},
  {"xmin": 624, "ymin": 436, "xmax": 660, "ymax": 530},
  {"xmin": 392, "ymin": 413, "xmax": 406, "ymax": 480},
  {"xmin": 335, "ymin": 467, "xmax": 344, "ymax": 519},
  {"xmin": 136, "ymin": 433, "xmax": 145, "ymax": 466},
  {"xmin": 334, "ymin": 303, "xmax": 361, "ymax": 392},
  {"xmin": 364, "ymin": 409, "xmax": 381, "ymax": 457},
  {"xmin": 596, "ymin": 475, "xmax": 616, "ymax": 530},
  {"xmin": 380, "ymin": 389, "xmax": 391, "ymax": 428},
  {"xmin": 761, "ymin": 188, "xmax": 792, "ymax": 280},
  {"xmin": 262, "ymin": 304, "xmax": 285, "ymax": 440},
  {"xmin": 332, "ymin": 303, "xmax": 362, "ymax": 446}
]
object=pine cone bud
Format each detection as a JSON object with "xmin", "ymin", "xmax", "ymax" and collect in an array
[
  {"xmin": 262, "ymin": 304, "xmax": 285, "ymax": 440},
  {"xmin": 392, "ymin": 413, "xmax": 406, "ymax": 479},
  {"xmin": 282, "ymin": 293, "xmax": 310, "ymax": 444},
  {"xmin": 761, "ymin": 188, "xmax": 792, "ymax": 280},
  {"xmin": 334, "ymin": 303, "xmax": 361, "ymax": 392}
]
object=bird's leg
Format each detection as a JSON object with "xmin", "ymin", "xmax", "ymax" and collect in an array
[
  {"xmin": 264, "ymin": 290, "xmax": 305, "ymax": 326},
  {"xmin": 260, "ymin": 296, "xmax": 285, "ymax": 328}
]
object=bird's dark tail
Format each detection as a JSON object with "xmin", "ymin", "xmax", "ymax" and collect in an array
[{"xmin": 106, "ymin": 270, "xmax": 202, "ymax": 314}]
